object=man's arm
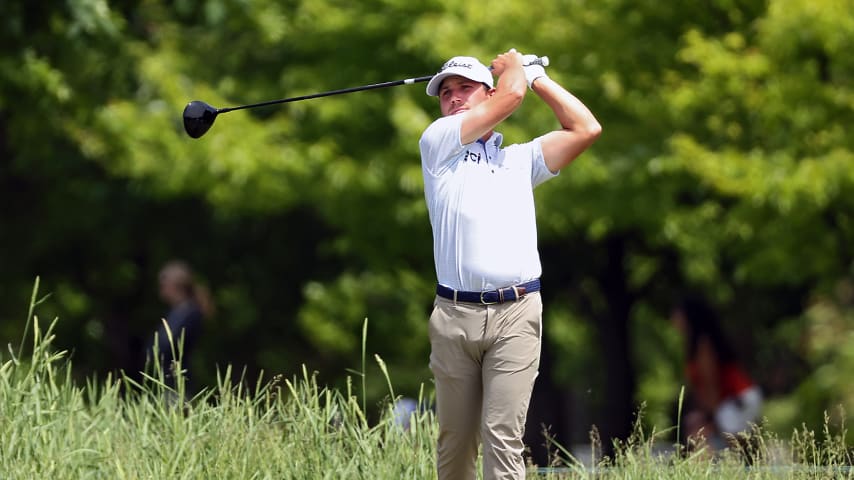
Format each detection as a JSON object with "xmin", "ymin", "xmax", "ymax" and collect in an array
[
  {"xmin": 459, "ymin": 50, "xmax": 528, "ymax": 145},
  {"xmin": 532, "ymin": 76, "xmax": 602, "ymax": 173}
]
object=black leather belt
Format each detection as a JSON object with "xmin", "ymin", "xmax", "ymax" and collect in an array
[{"xmin": 436, "ymin": 279, "xmax": 540, "ymax": 305}]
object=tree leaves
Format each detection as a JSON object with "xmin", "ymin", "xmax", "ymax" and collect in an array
[{"xmin": 1, "ymin": 0, "xmax": 852, "ymax": 440}]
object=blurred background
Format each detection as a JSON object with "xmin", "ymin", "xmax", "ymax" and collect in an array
[{"xmin": 1, "ymin": 0, "xmax": 852, "ymax": 463}]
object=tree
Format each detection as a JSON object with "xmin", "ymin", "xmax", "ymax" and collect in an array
[{"xmin": 1, "ymin": 0, "xmax": 852, "ymax": 462}]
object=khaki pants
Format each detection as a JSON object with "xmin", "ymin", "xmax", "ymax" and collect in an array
[{"xmin": 429, "ymin": 292, "xmax": 542, "ymax": 480}]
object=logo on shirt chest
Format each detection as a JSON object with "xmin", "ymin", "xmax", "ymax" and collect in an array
[{"xmin": 463, "ymin": 150, "xmax": 484, "ymax": 164}]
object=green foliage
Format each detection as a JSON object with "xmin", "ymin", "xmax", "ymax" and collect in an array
[
  {"xmin": 1, "ymin": 0, "xmax": 853, "ymax": 446},
  {"xmin": 764, "ymin": 277, "xmax": 854, "ymax": 441},
  {"xmin": 0, "ymin": 316, "xmax": 438, "ymax": 478}
]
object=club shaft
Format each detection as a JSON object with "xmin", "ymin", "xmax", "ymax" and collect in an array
[
  {"xmin": 218, "ymin": 75, "xmax": 434, "ymax": 114},
  {"xmin": 215, "ymin": 56, "xmax": 548, "ymax": 114}
]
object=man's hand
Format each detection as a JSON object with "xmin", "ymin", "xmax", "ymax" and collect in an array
[
  {"xmin": 521, "ymin": 53, "xmax": 548, "ymax": 89},
  {"xmin": 490, "ymin": 48, "xmax": 524, "ymax": 77}
]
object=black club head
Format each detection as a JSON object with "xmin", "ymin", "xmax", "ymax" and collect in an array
[{"xmin": 183, "ymin": 101, "xmax": 219, "ymax": 138}]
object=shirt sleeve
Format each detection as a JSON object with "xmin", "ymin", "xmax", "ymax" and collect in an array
[
  {"xmin": 419, "ymin": 115, "xmax": 466, "ymax": 176},
  {"xmin": 530, "ymin": 136, "xmax": 559, "ymax": 188}
]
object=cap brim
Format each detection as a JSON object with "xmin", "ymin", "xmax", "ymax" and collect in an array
[{"xmin": 426, "ymin": 72, "xmax": 455, "ymax": 97}]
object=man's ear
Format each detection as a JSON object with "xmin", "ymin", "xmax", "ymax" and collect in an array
[{"xmin": 487, "ymin": 87, "xmax": 497, "ymax": 97}]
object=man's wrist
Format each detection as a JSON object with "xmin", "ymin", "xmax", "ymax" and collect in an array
[{"xmin": 523, "ymin": 65, "xmax": 548, "ymax": 89}]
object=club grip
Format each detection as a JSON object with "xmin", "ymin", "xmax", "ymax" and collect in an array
[
  {"xmin": 489, "ymin": 56, "xmax": 550, "ymax": 72},
  {"xmin": 526, "ymin": 56, "xmax": 550, "ymax": 67}
]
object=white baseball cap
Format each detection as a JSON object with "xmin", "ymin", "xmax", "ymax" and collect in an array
[{"xmin": 426, "ymin": 56, "xmax": 494, "ymax": 97}]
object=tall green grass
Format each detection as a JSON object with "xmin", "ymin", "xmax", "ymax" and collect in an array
[
  {"xmin": 1, "ymin": 283, "xmax": 852, "ymax": 479},
  {"xmin": 1, "ymin": 316, "xmax": 437, "ymax": 478}
]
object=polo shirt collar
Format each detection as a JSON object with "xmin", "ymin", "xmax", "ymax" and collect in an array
[{"xmin": 476, "ymin": 132, "xmax": 503, "ymax": 150}]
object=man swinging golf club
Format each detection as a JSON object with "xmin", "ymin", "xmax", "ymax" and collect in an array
[{"xmin": 420, "ymin": 49, "xmax": 601, "ymax": 480}]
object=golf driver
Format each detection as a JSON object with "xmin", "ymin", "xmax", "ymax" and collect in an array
[{"xmin": 183, "ymin": 56, "xmax": 549, "ymax": 139}]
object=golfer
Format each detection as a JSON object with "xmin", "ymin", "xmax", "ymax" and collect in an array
[{"xmin": 419, "ymin": 49, "xmax": 601, "ymax": 480}]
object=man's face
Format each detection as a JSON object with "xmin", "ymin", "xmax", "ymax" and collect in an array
[{"xmin": 438, "ymin": 76, "xmax": 491, "ymax": 117}]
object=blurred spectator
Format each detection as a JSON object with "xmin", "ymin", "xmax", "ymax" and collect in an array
[
  {"xmin": 392, "ymin": 396, "xmax": 435, "ymax": 432},
  {"xmin": 149, "ymin": 260, "xmax": 213, "ymax": 391},
  {"xmin": 392, "ymin": 397, "xmax": 419, "ymax": 431},
  {"xmin": 671, "ymin": 296, "xmax": 762, "ymax": 451}
]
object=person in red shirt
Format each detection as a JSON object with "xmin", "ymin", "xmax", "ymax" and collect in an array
[{"xmin": 671, "ymin": 296, "xmax": 762, "ymax": 450}]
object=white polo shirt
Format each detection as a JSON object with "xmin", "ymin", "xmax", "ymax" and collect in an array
[{"xmin": 419, "ymin": 114, "xmax": 557, "ymax": 292}]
